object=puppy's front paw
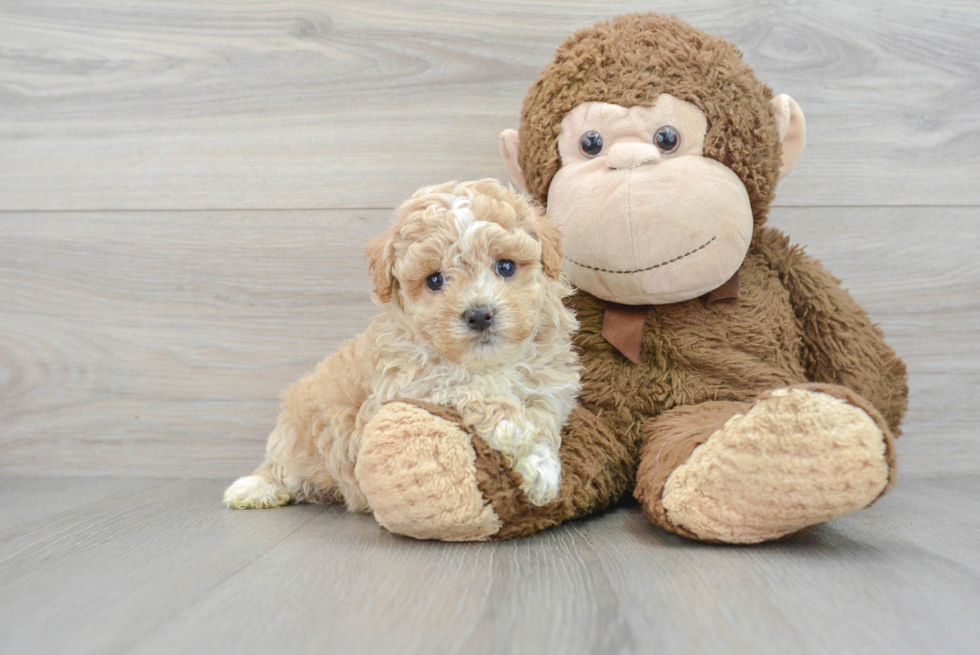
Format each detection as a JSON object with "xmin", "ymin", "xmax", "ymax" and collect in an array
[
  {"xmin": 513, "ymin": 445, "xmax": 561, "ymax": 506},
  {"xmin": 223, "ymin": 475, "xmax": 294, "ymax": 509},
  {"xmin": 490, "ymin": 417, "xmax": 535, "ymax": 454}
]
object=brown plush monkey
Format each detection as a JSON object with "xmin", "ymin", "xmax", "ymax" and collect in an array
[{"xmin": 354, "ymin": 13, "xmax": 908, "ymax": 543}]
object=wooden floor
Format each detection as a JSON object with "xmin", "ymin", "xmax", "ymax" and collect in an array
[
  {"xmin": 2, "ymin": 1, "xmax": 979, "ymax": 653},
  {"xmin": 0, "ymin": 476, "xmax": 978, "ymax": 655}
]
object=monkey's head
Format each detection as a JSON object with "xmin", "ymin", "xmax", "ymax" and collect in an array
[{"xmin": 500, "ymin": 13, "xmax": 806, "ymax": 304}]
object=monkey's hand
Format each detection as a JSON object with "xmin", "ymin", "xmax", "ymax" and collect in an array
[
  {"xmin": 489, "ymin": 416, "xmax": 561, "ymax": 506},
  {"xmin": 456, "ymin": 399, "xmax": 562, "ymax": 506}
]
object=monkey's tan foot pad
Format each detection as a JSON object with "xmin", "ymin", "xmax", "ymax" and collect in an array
[
  {"xmin": 661, "ymin": 388, "xmax": 891, "ymax": 544},
  {"xmin": 355, "ymin": 402, "xmax": 502, "ymax": 541}
]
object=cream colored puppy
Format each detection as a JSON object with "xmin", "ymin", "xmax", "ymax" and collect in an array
[{"xmin": 224, "ymin": 179, "xmax": 580, "ymax": 511}]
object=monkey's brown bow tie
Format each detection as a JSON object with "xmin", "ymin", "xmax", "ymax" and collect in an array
[{"xmin": 600, "ymin": 271, "xmax": 740, "ymax": 364}]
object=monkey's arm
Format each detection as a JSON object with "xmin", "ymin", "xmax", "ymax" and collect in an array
[
  {"xmin": 451, "ymin": 393, "xmax": 563, "ymax": 506},
  {"xmin": 755, "ymin": 227, "xmax": 908, "ymax": 434}
]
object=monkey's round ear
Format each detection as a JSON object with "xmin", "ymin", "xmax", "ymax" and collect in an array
[
  {"xmin": 364, "ymin": 229, "xmax": 397, "ymax": 303},
  {"xmin": 499, "ymin": 129, "xmax": 528, "ymax": 194},
  {"xmin": 771, "ymin": 94, "xmax": 806, "ymax": 179}
]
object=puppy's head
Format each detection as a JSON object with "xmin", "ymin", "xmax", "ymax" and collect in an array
[{"xmin": 366, "ymin": 179, "xmax": 568, "ymax": 365}]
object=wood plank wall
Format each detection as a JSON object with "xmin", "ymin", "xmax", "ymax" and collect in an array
[{"xmin": 1, "ymin": 1, "xmax": 978, "ymax": 478}]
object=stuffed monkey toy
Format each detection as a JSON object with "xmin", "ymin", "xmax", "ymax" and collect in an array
[{"xmin": 353, "ymin": 12, "xmax": 908, "ymax": 543}]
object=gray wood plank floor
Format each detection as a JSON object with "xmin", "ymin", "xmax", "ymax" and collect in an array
[{"xmin": 0, "ymin": 476, "xmax": 977, "ymax": 655}]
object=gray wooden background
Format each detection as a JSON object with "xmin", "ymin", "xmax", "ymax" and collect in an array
[{"xmin": 1, "ymin": 2, "xmax": 979, "ymax": 653}]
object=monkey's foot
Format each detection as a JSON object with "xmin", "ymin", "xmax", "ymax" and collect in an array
[
  {"xmin": 355, "ymin": 402, "xmax": 502, "ymax": 541},
  {"xmin": 661, "ymin": 386, "xmax": 895, "ymax": 543}
]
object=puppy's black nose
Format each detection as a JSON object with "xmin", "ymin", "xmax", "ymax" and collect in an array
[{"xmin": 463, "ymin": 306, "xmax": 494, "ymax": 332}]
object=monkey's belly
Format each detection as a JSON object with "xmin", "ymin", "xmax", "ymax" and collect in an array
[{"xmin": 570, "ymin": 251, "xmax": 807, "ymax": 420}]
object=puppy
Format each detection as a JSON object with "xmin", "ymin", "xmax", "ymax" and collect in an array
[{"xmin": 224, "ymin": 179, "xmax": 580, "ymax": 511}]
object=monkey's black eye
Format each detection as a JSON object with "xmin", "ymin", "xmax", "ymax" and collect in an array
[
  {"xmin": 654, "ymin": 126, "xmax": 680, "ymax": 153},
  {"xmin": 495, "ymin": 259, "xmax": 517, "ymax": 278},
  {"xmin": 579, "ymin": 130, "xmax": 604, "ymax": 158},
  {"xmin": 426, "ymin": 272, "xmax": 444, "ymax": 291}
]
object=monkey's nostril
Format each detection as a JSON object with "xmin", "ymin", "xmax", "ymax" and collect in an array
[{"xmin": 463, "ymin": 306, "xmax": 494, "ymax": 332}]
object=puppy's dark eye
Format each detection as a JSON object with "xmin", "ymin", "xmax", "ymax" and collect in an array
[
  {"xmin": 495, "ymin": 260, "xmax": 517, "ymax": 278},
  {"xmin": 425, "ymin": 272, "xmax": 444, "ymax": 291},
  {"xmin": 654, "ymin": 126, "xmax": 680, "ymax": 153},
  {"xmin": 579, "ymin": 130, "xmax": 604, "ymax": 158}
]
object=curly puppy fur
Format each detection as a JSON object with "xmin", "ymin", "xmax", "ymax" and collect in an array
[{"xmin": 224, "ymin": 179, "xmax": 580, "ymax": 510}]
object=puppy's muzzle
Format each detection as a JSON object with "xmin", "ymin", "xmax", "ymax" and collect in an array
[{"xmin": 462, "ymin": 305, "xmax": 495, "ymax": 332}]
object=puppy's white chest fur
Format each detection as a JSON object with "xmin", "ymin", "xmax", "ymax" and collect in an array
[{"xmin": 387, "ymin": 361, "xmax": 535, "ymax": 408}]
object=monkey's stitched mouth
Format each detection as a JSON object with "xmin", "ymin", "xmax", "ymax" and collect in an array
[{"xmin": 565, "ymin": 236, "xmax": 716, "ymax": 274}]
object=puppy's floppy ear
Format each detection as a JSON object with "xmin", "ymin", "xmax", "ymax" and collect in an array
[
  {"xmin": 531, "ymin": 209, "xmax": 564, "ymax": 281},
  {"xmin": 365, "ymin": 227, "xmax": 398, "ymax": 303}
]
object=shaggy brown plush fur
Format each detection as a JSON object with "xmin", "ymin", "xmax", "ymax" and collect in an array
[
  {"xmin": 518, "ymin": 12, "xmax": 782, "ymax": 226},
  {"xmin": 475, "ymin": 14, "xmax": 907, "ymax": 540},
  {"xmin": 466, "ymin": 228, "xmax": 907, "ymax": 540}
]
